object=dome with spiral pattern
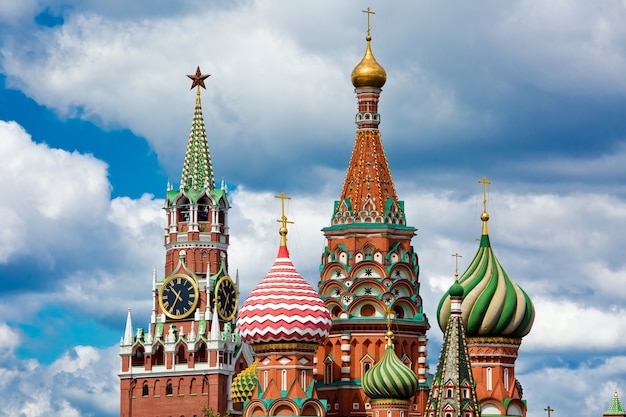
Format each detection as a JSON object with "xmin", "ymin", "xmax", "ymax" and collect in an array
[
  {"xmin": 437, "ymin": 212, "xmax": 535, "ymax": 338},
  {"xmin": 362, "ymin": 336, "xmax": 419, "ymax": 402}
]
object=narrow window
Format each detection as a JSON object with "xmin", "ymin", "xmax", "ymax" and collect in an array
[
  {"xmin": 281, "ymin": 369, "xmax": 287, "ymax": 391},
  {"xmin": 142, "ymin": 383, "xmax": 149, "ymax": 397},
  {"xmin": 504, "ymin": 368, "xmax": 509, "ymax": 390},
  {"xmin": 486, "ymin": 367, "xmax": 493, "ymax": 391}
]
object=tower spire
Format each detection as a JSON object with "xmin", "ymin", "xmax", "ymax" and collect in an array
[
  {"xmin": 180, "ymin": 66, "xmax": 215, "ymax": 191},
  {"xmin": 275, "ymin": 192, "xmax": 294, "ymax": 247},
  {"xmin": 477, "ymin": 176, "xmax": 492, "ymax": 236}
]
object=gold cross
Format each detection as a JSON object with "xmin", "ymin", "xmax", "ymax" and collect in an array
[
  {"xmin": 275, "ymin": 192, "xmax": 294, "ymax": 230},
  {"xmin": 451, "ymin": 253, "xmax": 462, "ymax": 279},
  {"xmin": 544, "ymin": 406, "xmax": 554, "ymax": 417},
  {"xmin": 362, "ymin": 7, "xmax": 375, "ymax": 36},
  {"xmin": 477, "ymin": 176, "xmax": 492, "ymax": 213}
]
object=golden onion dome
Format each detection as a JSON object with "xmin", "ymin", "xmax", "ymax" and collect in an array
[{"xmin": 351, "ymin": 35, "xmax": 387, "ymax": 89}]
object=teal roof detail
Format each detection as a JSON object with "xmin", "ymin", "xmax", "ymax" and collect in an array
[
  {"xmin": 437, "ymin": 216, "xmax": 535, "ymax": 338},
  {"xmin": 605, "ymin": 390, "xmax": 626, "ymax": 415},
  {"xmin": 180, "ymin": 92, "xmax": 215, "ymax": 192}
]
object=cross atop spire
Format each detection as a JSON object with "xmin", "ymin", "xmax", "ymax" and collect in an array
[
  {"xmin": 477, "ymin": 176, "xmax": 492, "ymax": 213},
  {"xmin": 477, "ymin": 176, "xmax": 492, "ymax": 235},
  {"xmin": 362, "ymin": 7, "xmax": 376, "ymax": 37},
  {"xmin": 544, "ymin": 406, "xmax": 555, "ymax": 417},
  {"xmin": 452, "ymin": 253, "xmax": 462, "ymax": 279},
  {"xmin": 275, "ymin": 192, "xmax": 294, "ymax": 246}
]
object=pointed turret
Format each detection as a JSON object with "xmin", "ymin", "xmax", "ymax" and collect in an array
[
  {"xmin": 604, "ymin": 390, "xmax": 626, "ymax": 417},
  {"xmin": 426, "ymin": 277, "xmax": 481, "ymax": 417},
  {"xmin": 122, "ymin": 307, "xmax": 134, "ymax": 346},
  {"xmin": 180, "ymin": 66, "xmax": 215, "ymax": 192}
]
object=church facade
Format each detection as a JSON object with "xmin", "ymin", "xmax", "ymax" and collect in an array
[{"xmin": 119, "ymin": 11, "xmax": 535, "ymax": 417}]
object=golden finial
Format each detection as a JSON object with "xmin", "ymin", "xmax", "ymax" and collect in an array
[
  {"xmin": 362, "ymin": 7, "xmax": 375, "ymax": 39},
  {"xmin": 477, "ymin": 176, "xmax": 492, "ymax": 235},
  {"xmin": 275, "ymin": 192, "xmax": 294, "ymax": 246},
  {"xmin": 452, "ymin": 253, "xmax": 462, "ymax": 280},
  {"xmin": 385, "ymin": 306, "xmax": 394, "ymax": 347}
]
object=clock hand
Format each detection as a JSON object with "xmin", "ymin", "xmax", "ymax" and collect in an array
[
  {"xmin": 169, "ymin": 297, "xmax": 178, "ymax": 313},
  {"xmin": 172, "ymin": 289, "xmax": 183, "ymax": 302}
]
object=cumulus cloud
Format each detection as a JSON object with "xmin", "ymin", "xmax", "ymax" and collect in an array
[{"xmin": 0, "ymin": 323, "xmax": 119, "ymax": 417}]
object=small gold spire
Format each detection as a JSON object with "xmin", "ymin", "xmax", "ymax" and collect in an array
[
  {"xmin": 452, "ymin": 253, "xmax": 462, "ymax": 280},
  {"xmin": 275, "ymin": 192, "xmax": 294, "ymax": 246},
  {"xmin": 385, "ymin": 306, "xmax": 394, "ymax": 347},
  {"xmin": 477, "ymin": 176, "xmax": 492, "ymax": 235}
]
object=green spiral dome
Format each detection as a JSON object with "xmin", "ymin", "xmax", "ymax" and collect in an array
[
  {"xmin": 437, "ymin": 233, "xmax": 535, "ymax": 338},
  {"xmin": 362, "ymin": 343, "xmax": 419, "ymax": 401}
]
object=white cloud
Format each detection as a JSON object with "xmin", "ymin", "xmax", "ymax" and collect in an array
[
  {"xmin": 0, "ymin": 121, "xmax": 110, "ymax": 265},
  {"xmin": 0, "ymin": 328, "xmax": 119, "ymax": 417}
]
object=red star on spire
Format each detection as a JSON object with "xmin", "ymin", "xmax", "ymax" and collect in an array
[{"xmin": 187, "ymin": 66, "xmax": 211, "ymax": 90}]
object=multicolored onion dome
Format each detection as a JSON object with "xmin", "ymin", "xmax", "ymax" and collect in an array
[
  {"xmin": 237, "ymin": 239, "xmax": 332, "ymax": 345},
  {"xmin": 351, "ymin": 35, "xmax": 387, "ymax": 89},
  {"xmin": 437, "ymin": 214, "xmax": 535, "ymax": 338},
  {"xmin": 362, "ymin": 338, "xmax": 419, "ymax": 401},
  {"xmin": 231, "ymin": 361, "xmax": 258, "ymax": 404}
]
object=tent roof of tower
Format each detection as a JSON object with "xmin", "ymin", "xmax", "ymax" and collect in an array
[
  {"xmin": 427, "ymin": 286, "xmax": 480, "ymax": 416},
  {"xmin": 179, "ymin": 67, "xmax": 216, "ymax": 194},
  {"xmin": 606, "ymin": 390, "xmax": 626, "ymax": 415}
]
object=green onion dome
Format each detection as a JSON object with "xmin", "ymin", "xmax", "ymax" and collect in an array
[
  {"xmin": 437, "ymin": 215, "xmax": 535, "ymax": 338},
  {"xmin": 231, "ymin": 360, "xmax": 258, "ymax": 405},
  {"xmin": 449, "ymin": 280, "xmax": 464, "ymax": 298},
  {"xmin": 362, "ymin": 336, "xmax": 419, "ymax": 401}
]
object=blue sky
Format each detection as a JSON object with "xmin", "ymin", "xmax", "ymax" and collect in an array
[{"xmin": 1, "ymin": 1, "xmax": 626, "ymax": 416}]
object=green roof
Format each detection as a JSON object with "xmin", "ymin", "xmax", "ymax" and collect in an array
[{"xmin": 605, "ymin": 391, "xmax": 626, "ymax": 415}]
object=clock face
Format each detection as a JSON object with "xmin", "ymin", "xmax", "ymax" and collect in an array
[
  {"xmin": 215, "ymin": 276, "xmax": 238, "ymax": 321},
  {"xmin": 159, "ymin": 274, "xmax": 199, "ymax": 319}
]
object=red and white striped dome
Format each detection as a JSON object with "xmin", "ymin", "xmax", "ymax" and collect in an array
[{"xmin": 237, "ymin": 244, "xmax": 332, "ymax": 345}]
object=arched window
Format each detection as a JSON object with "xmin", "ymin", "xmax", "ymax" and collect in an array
[
  {"xmin": 301, "ymin": 370, "xmax": 306, "ymax": 390},
  {"xmin": 504, "ymin": 368, "xmax": 509, "ymax": 390},
  {"xmin": 142, "ymin": 382, "xmax": 149, "ymax": 397},
  {"xmin": 281, "ymin": 369, "xmax": 287, "ymax": 391},
  {"xmin": 132, "ymin": 347, "xmax": 145, "ymax": 367},
  {"xmin": 486, "ymin": 367, "xmax": 493, "ymax": 391},
  {"xmin": 446, "ymin": 388, "xmax": 453, "ymax": 398},
  {"xmin": 166, "ymin": 380, "xmax": 173, "ymax": 395},
  {"xmin": 264, "ymin": 371, "xmax": 269, "ymax": 390},
  {"xmin": 196, "ymin": 343, "xmax": 208, "ymax": 363}
]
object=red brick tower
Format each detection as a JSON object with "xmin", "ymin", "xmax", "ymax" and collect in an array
[
  {"xmin": 119, "ymin": 67, "xmax": 252, "ymax": 417},
  {"xmin": 315, "ymin": 10, "xmax": 430, "ymax": 417},
  {"xmin": 437, "ymin": 178, "xmax": 535, "ymax": 417}
]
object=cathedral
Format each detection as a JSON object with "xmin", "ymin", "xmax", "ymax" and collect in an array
[{"xmin": 119, "ymin": 10, "xmax": 536, "ymax": 417}]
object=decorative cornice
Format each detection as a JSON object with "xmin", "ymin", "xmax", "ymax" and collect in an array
[{"xmin": 467, "ymin": 336, "xmax": 522, "ymax": 345}]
